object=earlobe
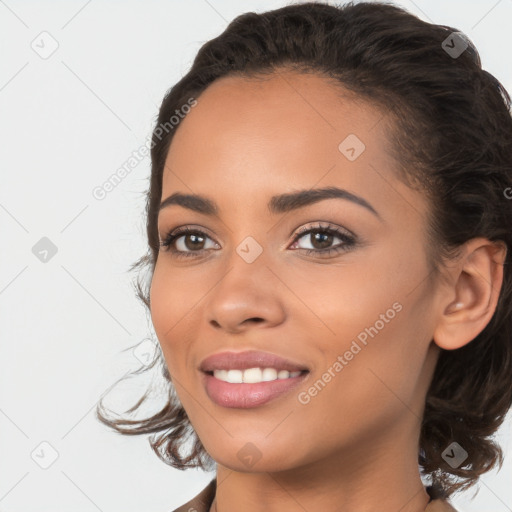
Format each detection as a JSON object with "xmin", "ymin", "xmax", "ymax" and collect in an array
[{"xmin": 433, "ymin": 238, "xmax": 507, "ymax": 351}]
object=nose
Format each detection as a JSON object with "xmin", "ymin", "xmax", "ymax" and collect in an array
[{"xmin": 206, "ymin": 259, "xmax": 286, "ymax": 335}]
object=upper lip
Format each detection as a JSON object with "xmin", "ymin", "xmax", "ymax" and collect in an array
[{"xmin": 199, "ymin": 350, "xmax": 310, "ymax": 373}]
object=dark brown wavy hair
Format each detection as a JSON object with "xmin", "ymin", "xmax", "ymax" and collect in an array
[{"xmin": 96, "ymin": 0, "xmax": 512, "ymax": 500}]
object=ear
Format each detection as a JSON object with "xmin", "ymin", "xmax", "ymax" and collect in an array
[{"xmin": 433, "ymin": 237, "xmax": 507, "ymax": 350}]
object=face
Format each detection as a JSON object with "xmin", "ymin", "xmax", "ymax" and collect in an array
[{"xmin": 150, "ymin": 70, "xmax": 443, "ymax": 474}]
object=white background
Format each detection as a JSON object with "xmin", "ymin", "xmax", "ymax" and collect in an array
[{"xmin": 1, "ymin": 1, "xmax": 511, "ymax": 511}]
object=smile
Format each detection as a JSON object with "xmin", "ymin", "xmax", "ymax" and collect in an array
[
  {"xmin": 202, "ymin": 369, "xmax": 309, "ymax": 408},
  {"xmin": 212, "ymin": 367, "xmax": 304, "ymax": 383}
]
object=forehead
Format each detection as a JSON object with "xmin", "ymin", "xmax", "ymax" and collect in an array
[
  {"xmin": 166, "ymin": 70, "xmax": 387, "ymax": 163},
  {"xmin": 161, "ymin": 70, "xmax": 427, "ymax": 221}
]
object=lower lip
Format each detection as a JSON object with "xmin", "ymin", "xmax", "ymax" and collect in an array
[{"xmin": 202, "ymin": 371, "xmax": 309, "ymax": 409}]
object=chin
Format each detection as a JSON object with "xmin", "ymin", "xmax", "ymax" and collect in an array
[{"xmin": 206, "ymin": 442, "xmax": 302, "ymax": 474}]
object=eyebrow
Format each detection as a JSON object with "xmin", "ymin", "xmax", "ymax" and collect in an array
[{"xmin": 159, "ymin": 186, "xmax": 382, "ymax": 221}]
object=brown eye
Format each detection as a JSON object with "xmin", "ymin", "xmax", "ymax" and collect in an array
[
  {"xmin": 159, "ymin": 227, "xmax": 219, "ymax": 258},
  {"xmin": 289, "ymin": 222, "xmax": 357, "ymax": 258},
  {"xmin": 180, "ymin": 233, "xmax": 206, "ymax": 251},
  {"xmin": 159, "ymin": 222, "xmax": 357, "ymax": 260}
]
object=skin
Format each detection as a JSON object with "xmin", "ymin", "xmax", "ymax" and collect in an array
[{"xmin": 149, "ymin": 69, "xmax": 506, "ymax": 512}]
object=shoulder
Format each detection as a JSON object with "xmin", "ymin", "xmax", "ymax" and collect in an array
[
  {"xmin": 425, "ymin": 498, "xmax": 459, "ymax": 512},
  {"xmin": 170, "ymin": 479, "xmax": 459, "ymax": 512},
  {"xmin": 169, "ymin": 478, "xmax": 216, "ymax": 512}
]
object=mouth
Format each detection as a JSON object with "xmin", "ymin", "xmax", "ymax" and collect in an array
[
  {"xmin": 199, "ymin": 349, "xmax": 310, "ymax": 374},
  {"xmin": 198, "ymin": 349, "xmax": 311, "ymax": 408},
  {"xmin": 201, "ymin": 368, "xmax": 310, "ymax": 409},
  {"xmin": 203, "ymin": 368, "xmax": 309, "ymax": 384}
]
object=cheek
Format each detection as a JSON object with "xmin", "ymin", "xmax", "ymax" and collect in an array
[
  {"xmin": 285, "ymin": 257, "xmax": 402, "ymax": 348},
  {"xmin": 149, "ymin": 264, "xmax": 193, "ymax": 367},
  {"xmin": 293, "ymin": 252, "xmax": 430, "ymax": 403},
  {"xmin": 299, "ymin": 306, "xmax": 424, "ymax": 449}
]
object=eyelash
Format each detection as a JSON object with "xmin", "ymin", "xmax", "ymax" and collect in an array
[{"xmin": 159, "ymin": 222, "xmax": 357, "ymax": 260}]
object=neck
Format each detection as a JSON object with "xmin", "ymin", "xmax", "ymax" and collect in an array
[{"xmin": 210, "ymin": 420, "xmax": 431, "ymax": 512}]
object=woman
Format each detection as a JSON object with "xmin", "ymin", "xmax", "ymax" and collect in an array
[{"xmin": 97, "ymin": 2, "xmax": 512, "ymax": 511}]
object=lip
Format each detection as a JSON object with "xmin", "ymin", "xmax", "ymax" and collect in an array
[
  {"xmin": 199, "ymin": 350, "xmax": 310, "ymax": 373},
  {"xmin": 201, "ymin": 370, "xmax": 309, "ymax": 409}
]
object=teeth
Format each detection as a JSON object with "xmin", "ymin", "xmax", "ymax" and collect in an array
[{"xmin": 213, "ymin": 367, "xmax": 303, "ymax": 383}]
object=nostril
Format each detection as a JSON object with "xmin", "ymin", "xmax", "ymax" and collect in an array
[{"xmin": 246, "ymin": 318, "xmax": 264, "ymax": 324}]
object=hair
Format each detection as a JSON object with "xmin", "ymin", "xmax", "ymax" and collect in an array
[{"xmin": 96, "ymin": 0, "xmax": 512, "ymax": 500}]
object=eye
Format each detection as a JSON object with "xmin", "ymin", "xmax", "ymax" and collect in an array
[
  {"xmin": 288, "ymin": 222, "xmax": 356, "ymax": 258},
  {"xmin": 159, "ymin": 226, "xmax": 219, "ymax": 259},
  {"xmin": 159, "ymin": 222, "xmax": 357, "ymax": 260}
]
